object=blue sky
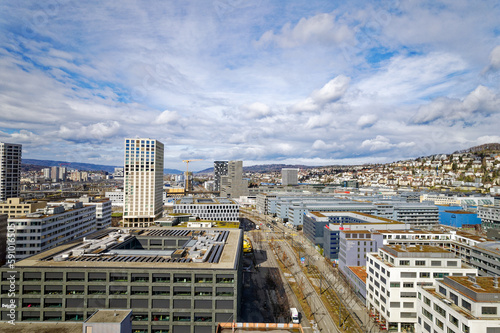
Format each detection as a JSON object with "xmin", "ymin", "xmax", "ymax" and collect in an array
[{"xmin": 0, "ymin": 0, "xmax": 499, "ymax": 171}]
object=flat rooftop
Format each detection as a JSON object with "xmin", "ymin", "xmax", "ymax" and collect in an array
[
  {"xmin": 15, "ymin": 228, "xmax": 242, "ymax": 270},
  {"xmin": 386, "ymin": 244, "xmax": 450, "ymax": 253},
  {"xmin": 310, "ymin": 211, "xmax": 402, "ymax": 224},
  {"xmin": 348, "ymin": 266, "xmax": 367, "ymax": 283},
  {"xmin": 0, "ymin": 322, "xmax": 81, "ymax": 333},
  {"xmin": 445, "ymin": 276, "xmax": 500, "ymax": 295},
  {"xmin": 85, "ymin": 309, "xmax": 131, "ymax": 323},
  {"xmin": 175, "ymin": 197, "xmax": 237, "ymax": 205}
]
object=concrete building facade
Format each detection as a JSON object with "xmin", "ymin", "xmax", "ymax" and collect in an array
[
  {"xmin": 220, "ymin": 161, "xmax": 248, "ymax": 199},
  {"xmin": 173, "ymin": 198, "xmax": 240, "ymax": 222},
  {"xmin": 366, "ymin": 245, "xmax": 477, "ymax": 332},
  {"xmin": 417, "ymin": 276, "xmax": 500, "ymax": 333},
  {"xmin": 0, "ymin": 228, "xmax": 242, "ymax": 333},
  {"xmin": 214, "ymin": 161, "xmax": 228, "ymax": 192},
  {"xmin": 8, "ymin": 201, "xmax": 97, "ymax": 259},
  {"xmin": 0, "ymin": 142, "xmax": 21, "ymax": 201},
  {"xmin": 123, "ymin": 138, "xmax": 164, "ymax": 228},
  {"xmin": 0, "ymin": 197, "xmax": 47, "ymax": 218},
  {"xmin": 281, "ymin": 168, "xmax": 299, "ymax": 186}
]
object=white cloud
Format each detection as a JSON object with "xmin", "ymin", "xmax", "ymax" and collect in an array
[
  {"xmin": 58, "ymin": 121, "xmax": 121, "ymax": 143},
  {"xmin": 357, "ymin": 114, "xmax": 378, "ymax": 128},
  {"xmin": 412, "ymin": 85, "xmax": 500, "ymax": 124},
  {"xmin": 239, "ymin": 102, "xmax": 271, "ymax": 119},
  {"xmin": 361, "ymin": 135, "xmax": 415, "ymax": 152},
  {"xmin": 154, "ymin": 110, "xmax": 180, "ymax": 125},
  {"xmin": 256, "ymin": 12, "xmax": 354, "ymax": 48},
  {"xmin": 291, "ymin": 75, "xmax": 350, "ymax": 112},
  {"xmin": 312, "ymin": 140, "xmax": 344, "ymax": 151}
]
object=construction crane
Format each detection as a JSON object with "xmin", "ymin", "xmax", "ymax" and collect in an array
[{"xmin": 182, "ymin": 159, "xmax": 203, "ymax": 192}]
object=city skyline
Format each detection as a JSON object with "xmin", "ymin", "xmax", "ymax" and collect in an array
[{"xmin": 1, "ymin": 1, "xmax": 500, "ymax": 171}]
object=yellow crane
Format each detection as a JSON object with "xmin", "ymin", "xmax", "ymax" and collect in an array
[{"xmin": 182, "ymin": 159, "xmax": 203, "ymax": 191}]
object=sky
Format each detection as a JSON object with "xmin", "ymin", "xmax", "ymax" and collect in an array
[{"xmin": 1, "ymin": 0, "xmax": 500, "ymax": 171}]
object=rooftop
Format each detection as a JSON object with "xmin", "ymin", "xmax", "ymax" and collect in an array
[
  {"xmin": 445, "ymin": 276, "xmax": 500, "ymax": 295},
  {"xmin": 386, "ymin": 244, "xmax": 451, "ymax": 253},
  {"xmin": 0, "ymin": 322, "xmax": 81, "ymax": 333},
  {"xmin": 85, "ymin": 309, "xmax": 131, "ymax": 323},
  {"xmin": 175, "ymin": 197, "xmax": 237, "ymax": 205},
  {"xmin": 15, "ymin": 227, "xmax": 241, "ymax": 270},
  {"xmin": 348, "ymin": 266, "xmax": 367, "ymax": 283}
]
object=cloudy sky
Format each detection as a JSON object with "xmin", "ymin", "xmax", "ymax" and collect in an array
[{"xmin": 1, "ymin": 0, "xmax": 500, "ymax": 171}]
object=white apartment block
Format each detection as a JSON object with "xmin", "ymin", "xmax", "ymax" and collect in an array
[
  {"xmin": 105, "ymin": 189, "xmax": 124, "ymax": 207},
  {"xmin": 0, "ymin": 142, "xmax": 21, "ymax": 201},
  {"xmin": 173, "ymin": 197, "xmax": 239, "ymax": 222},
  {"xmin": 76, "ymin": 196, "xmax": 112, "ymax": 229},
  {"xmin": 478, "ymin": 205, "xmax": 500, "ymax": 230},
  {"xmin": 8, "ymin": 201, "xmax": 96, "ymax": 259},
  {"xmin": 417, "ymin": 276, "xmax": 500, "ymax": 333},
  {"xmin": 366, "ymin": 245, "xmax": 477, "ymax": 332},
  {"xmin": 123, "ymin": 138, "xmax": 164, "ymax": 228}
]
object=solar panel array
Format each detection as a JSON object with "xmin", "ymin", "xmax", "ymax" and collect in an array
[
  {"xmin": 66, "ymin": 255, "xmax": 192, "ymax": 263},
  {"xmin": 145, "ymin": 229, "xmax": 191, "ymax": 237}
]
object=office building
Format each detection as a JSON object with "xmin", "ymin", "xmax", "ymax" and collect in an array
[
  {"xmin": 417, "ymin": 276, "xmax": 500, "ymax": 333},
  {"xmin": 123, "ymin": 138, "xmax": 164, "ymax": 228},
  {"xmin": 366, "ymin": 245, "xmax": 477, "ymax": 332},
  {"xmin": 173, "ymin": 197, "xmax": 240, "ymax": 222},
  {"xmin": 220, "ymin": 161, "xmax": 248, "ymax": 199},
  {"xmin": 338, "ymin": 229, "xmax": 384, "ymax": 272},
  {"xmin": 105, "ymin": 189, "xmax": 125, "ymax": 207},
  {"xmin": 0, "ymin": 142, "xmax": 21, "ymax": 201},
  {"xmin": 77, "ymin": 196, "xmax": 112, "ymax": 229},
  {"xmin": 214, "ymin": 161, "xmax": 228, "ymax": 192},
  {"xmin": 281, "ymin": 168, "xmax": 299, "ymax": 186},
  {"xmin": 0, "ymin": 197, "xmax": 47, "ymax": 218},
  {"xmin": 7, "ymin": 200, "xmax": 97, "ymax": 259},
  {"xmin": 479, "ymin": 204, "xmax": 500, "ymax": 231},
  {"xmin": 304, "ymin": 211, "xmax": 407, "ymax": 253},
  {"xmin": 51, "ymin": 166, "xmax": 59, "ymax": 182},
  {"xmin": 0, "ymin": 228, "xmax": 242, "ymax": 333}
]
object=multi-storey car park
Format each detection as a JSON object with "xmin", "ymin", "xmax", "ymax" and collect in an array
[{"xmin": 0, "ymin": 227, "xmax": 242, "ymax": 333}]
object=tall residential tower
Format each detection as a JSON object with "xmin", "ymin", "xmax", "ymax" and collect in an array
[
  {"xmin": 0, "ymin": 142, "xmax": 21, "ymax": 201},
  {"xmin": 213, "ymin": 161, "xmax": 228, "ymax": 192},
  {"xmin": 123, "ymin": 138, "xmax": 164, "ymax": 227}
]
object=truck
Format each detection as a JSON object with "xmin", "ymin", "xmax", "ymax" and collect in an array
[{"xmin": 290, "ymin": 308, "xmax": 299, "ymax": 324}]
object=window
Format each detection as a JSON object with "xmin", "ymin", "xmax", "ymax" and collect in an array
[
  {"xmin": 439, "ymin": 286, "xmax": 447, "ymax": 296},
  {"xmin": 462, "ymin": 300, "xmax": 471, "ymax": 311},
  {"xmin": 436, "ymin": 318, "xmax": 444, "ymax": 329},
  {"xmin": 420, "ymin": 272, "xmax": 430, "ymax": 278},
  {"xmin": 401, "ymin": 272, "xmax": 417, "ymax": 278},
  {"xmin": 403, "ymin": 282, "xmax": 414, "ymax": 288},
  {"xmin": 423, "ymin": 296, "xmax": 431, "ymax": 306},
  {"xmin": 449, "ymin": 314, "xmax": 459, "ymax": 327},
  {"xmin": 416, "ymin": 260, "xmax": 426, "ymax": 266},
  {"xmin": 431, "ymin": 261, "xmax": 441, "ymax": 266},
  {"xmin": 422, "ymin": 308, "xmax": 433, "ymax": 320},
  {"xmin": 482, "ymin": 307, "xmax": 497, "ymax": 315},
  {"xmin": 400, "ymin": 260, "xmax": 410, "ymax": 266},
  {"xmin": 462, "ymin": 324, "xmax": 470, "ymax": 333},
  {"xmin": 390, "ymin": 282, "xmax": 400, "ymax": 288},
  {"xmin": 447, "ymin": 261, "xmax": 458, "ymax": 267},
  {"xmin": 434, "ymin": 304, "xmax": 446, "ymax": 317}
]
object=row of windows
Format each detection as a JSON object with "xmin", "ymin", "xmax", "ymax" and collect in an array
[{"xmin": 3, "ymin": 272, "xmax": 234, "ymax": 284}]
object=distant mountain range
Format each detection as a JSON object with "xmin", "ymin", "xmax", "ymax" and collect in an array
[
  {"xmin": 22, "ymin": 159, "xmax": 184, "ymax": 175},
  {"xmin": 21, "ymin": 143, "xmax": 500, "ymax": 176}
]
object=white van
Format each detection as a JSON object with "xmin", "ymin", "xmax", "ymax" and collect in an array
[{"xmin": 290, "ymin": 307, "xmax": 299, "ymax": 324}]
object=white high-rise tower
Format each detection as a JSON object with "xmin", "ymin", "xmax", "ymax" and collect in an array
[{"xmin": 123, "ymin": 138, "xmax": 164, "ymax": 228}]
